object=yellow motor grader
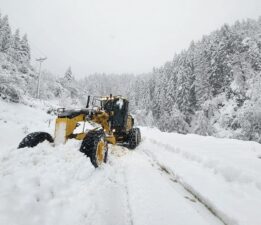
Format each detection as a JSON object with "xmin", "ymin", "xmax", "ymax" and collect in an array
[{"xmin": 18, "ymin": 95, "xmax": 141, "ymax": 167}]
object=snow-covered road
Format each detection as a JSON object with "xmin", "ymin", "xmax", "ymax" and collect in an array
[
  {"xmin": 1, "ymin": 100, "xmax": 261, "ymax": 225},
  {"xmin": 0, "ymin": 141, "xmax": 225, "ymax": 225}
]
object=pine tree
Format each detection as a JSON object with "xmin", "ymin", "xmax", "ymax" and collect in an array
[
  {"xmin": 64, "ymin": 66, "xmax": 73, "ymax": 81},
  {"xmin": 0, "ymin": 15, "xmax": 12, "ymax": 53},
  {"xmin": 0, "ymin": 12, "xmax": 2, "ymax": 47},
  {"xmin": 150, "ymin": 68, "xmax": 161, "ymax": 120},
  {"xmin": 194, "ymin": 37, "xmax": 213, "ymax": 105},
  {"xmin": 208, "ymin": 25, "xmax": 236, "ymax": 96},
  {"xmin": 20, "ymin": 34, "xmax": 30, "ymax": 64},
  {"xmin": 175, "ymin": 51, "xmax": 196, "ymax": 124},
  {"xmin": 11, "ymin": 29, "xmax": 22, "ymax": 63}
]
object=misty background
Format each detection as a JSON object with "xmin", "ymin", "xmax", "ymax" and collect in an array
[{"xmin": 0, "ymin": 0, "xmax": 260, "ymax": 77}]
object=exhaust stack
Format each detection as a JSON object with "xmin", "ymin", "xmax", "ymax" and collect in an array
[{"xmin": 86, "ymin": 95, "xmax": 90, "ymax": 108}]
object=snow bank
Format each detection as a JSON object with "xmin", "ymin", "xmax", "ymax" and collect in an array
[
  {"xmin": 0, "ymin": 141, "xmax": 97, "ymax": 225},
  {"xmin": 0, "ymin": 100, "xmax": 55, "ymax": 149},
  {"xmin": 141, "ymin": 127, "xmax": 261, "ymax": 225},
  {"xmin": 0, "ymin": 100, "xmax": 95, "ymax": 225}
]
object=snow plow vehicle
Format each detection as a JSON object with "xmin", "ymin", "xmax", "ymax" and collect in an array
[{"xmin": 18, "ymin": 95, "xmax": 141, "ymax": 167}]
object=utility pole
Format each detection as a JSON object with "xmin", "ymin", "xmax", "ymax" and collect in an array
[{"xmin": 36, "ymin": 57, "xmax": 47, "ymax": 99}]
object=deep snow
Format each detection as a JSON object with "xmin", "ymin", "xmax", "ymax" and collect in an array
[
  {"xmin": 1, "ymin": 100, "xmax": 261, "ymax": 225},
  {"xmin": 141, "ymin": 128, "xmax": 261, "ymax": 225}
]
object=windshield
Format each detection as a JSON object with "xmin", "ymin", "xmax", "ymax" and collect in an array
[{"xmin": 92, "ymin": 96, "xmax": 103, "ymax": 108}]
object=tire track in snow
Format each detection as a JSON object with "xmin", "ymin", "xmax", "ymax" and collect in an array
[
  {"xmin": 113, "ymin": 145, "xmax": 224, "ymax": 225},
  {"xmin": 123, "ymin": 168, "xmax": 134, "ymax": 225},
  {"xmin": 78, "ymin": 145, "xmax": 134, "ymax": 225},
  {"xmin": 141, "ymin": 149, "xmax": 228, "ymax": 225},
  {"xmin": 110, "ymin": 145, "xmax": 134, "ymax": 225}
]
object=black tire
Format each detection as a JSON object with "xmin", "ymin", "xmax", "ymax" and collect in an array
[
  {"xmin": 18, "ymin": 132, "xmax": 54, "ymax": 149},
  {"xmin": 79, "ymin": 129, "xmax": 108, "ymax": 168},
  {"xmin": 127, "ymin": 128, "xmax": 141, "ymax": 150},
  {"xmin": 137, "ymin": 128, "xmax": 141, "ymax": 144},
  {"xmin": 104, "ymin": 148, "xmax": 108, "ymax": 163}
]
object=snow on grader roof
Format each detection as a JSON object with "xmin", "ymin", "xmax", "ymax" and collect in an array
[{"xmin": 94, "ymin": 95, "xmax": 128, "ymax": 100}]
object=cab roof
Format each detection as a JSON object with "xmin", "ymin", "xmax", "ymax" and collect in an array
[{"xmin": 94, "ymin": 95, "xmax": 128, "ymax": 101}]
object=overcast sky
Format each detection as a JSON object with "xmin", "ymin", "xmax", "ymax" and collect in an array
[{"xmin": 0, "ymin": 0, "xmax": 260, "ymax": 77}]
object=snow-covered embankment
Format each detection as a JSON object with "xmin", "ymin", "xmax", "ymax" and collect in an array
[{"xmin": 141, "ymin": 127, "xmax": 261, "ymax": 225}]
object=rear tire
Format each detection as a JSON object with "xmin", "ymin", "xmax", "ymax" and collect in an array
[
  {"xmin": 18, "ymin": 132, "xmax": 54, "ymax": 148},
  {"xmin": 80, "ymin": 129, "xmax": 108, "ymax": 168},
  {"xmin": 127, "ymin": 128, "xmax": 141, "ymax": 149},
  {"xmin": 137, "ymin": 128, "xmax": 141, "ymax": 144}
]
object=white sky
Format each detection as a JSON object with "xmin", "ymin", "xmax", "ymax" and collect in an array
[{"xmin": 0, "ymin": 0, "xmax": 260, "ymax": 77}]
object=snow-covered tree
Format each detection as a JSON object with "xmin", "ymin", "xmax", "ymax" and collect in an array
[
  {"xmin": 0, "ymin": 15, "xmax": 12, "ymax": 53},
  {"xmin": 10, "ymin": 29, "xmax": 22, "ymax": 63},
  {"xmin": 20, "ymin": 34, "xmax": 30, "ymax": 64},
  {"xmin": 64, "ymin": 66, "xmax": 73, "ymax": 81}
]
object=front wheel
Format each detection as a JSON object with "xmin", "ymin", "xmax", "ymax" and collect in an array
[
  {"xmin": 80, "ymin": 129, "xmax": 108, "ymax": 168},
  {"xmin": 18, "ymin": 132, "xmax": 54, "ymax": 149}
]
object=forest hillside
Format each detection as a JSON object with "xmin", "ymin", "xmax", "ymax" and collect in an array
[{"xmin": 1, "ymin": 13, "xmax": 261, "ymax": 142}]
